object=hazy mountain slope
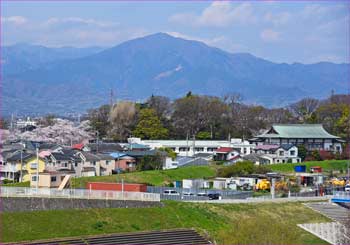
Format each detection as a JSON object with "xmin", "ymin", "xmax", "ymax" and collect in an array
[{"xmin": 2, "ymin": 33, "xmax": 348, "ymax": 115}]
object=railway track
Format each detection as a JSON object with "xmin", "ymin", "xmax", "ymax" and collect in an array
[{"xmin": 19, "ymin": 229, "xmax": 210, "ymax": 245}]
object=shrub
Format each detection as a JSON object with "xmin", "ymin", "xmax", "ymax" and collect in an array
[
  {"xmin": 319, "ymin": 150, "xmax": 334, "ymax": 160},
  {"xmin": 92, "ymin": 221, "xmax": 108, "ymax": 230},
  {"xmin": 297, "ymin": 145, "xmax": 307, "ymax": 161},
  {"xmin": 311, "ymin": 150, "xmax": 322, "ymax": 161},
  {"xmin": 217, "ymin": 161, "xmax": 270, "ymax": 177}
]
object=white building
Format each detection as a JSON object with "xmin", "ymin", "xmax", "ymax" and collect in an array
[
  {"xmin": 16, "ymin": 117, "xmax": 37, "ymax": 128},
  {"xmin": 128, "ymin": 138, "xmax": 254, "ymax": 157},
  {"xmin": 251, "ymin": 144, "xmax": 301, "ymax": 164}
]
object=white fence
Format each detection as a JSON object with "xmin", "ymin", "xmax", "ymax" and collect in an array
[{"xmin": 0, "ymin": 187, "xmax": 160, "ymax": 202}]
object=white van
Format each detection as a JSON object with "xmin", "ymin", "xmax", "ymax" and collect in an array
[{"xmin": 163, "ymin": 190, "xmax": 180, "ymax": 195}]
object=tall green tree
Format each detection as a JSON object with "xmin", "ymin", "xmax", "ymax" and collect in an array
[{"xmin": 133, "ymin": 108, "xmax": 168, "ymax": 139}]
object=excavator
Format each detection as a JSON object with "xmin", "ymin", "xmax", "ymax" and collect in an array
[
  {"xmin": 328, "ymin": 178, "xmax": 346, "ymax": 187},
  {"xmin": 255, "ymin": 179, "xmax": 271, "ymax": 191},
  {"xmin": 255, "ymin": 179, "xmax": 288, "ymax": 192}
]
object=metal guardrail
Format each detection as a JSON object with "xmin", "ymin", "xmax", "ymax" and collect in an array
[
  {"xmin": 332, "ymin": 191, "xmax": 350, "ymax": 202},
  {"xmin": 147, "ymin": 186, "xmax": 252, "ymax": 200},
  {"xmin": 0, "ymin": 187, "xmax": 160, "ymax": 202}
]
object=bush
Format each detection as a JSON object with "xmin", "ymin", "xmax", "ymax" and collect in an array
[
  {"xmin": 311, "ymin": 150, "xmax": 322, "ymax": 161},
  {"xmin": 217, "ymin": 161, "xmax": 270, "ymax": 177},
  {"xmin": 92, "ymin": 221, "xmax": 108, "ymax": 230},
  {"xmin": 217, "ymin": 161, "xmax": 254, "ymax": 177},
  {"xmin": 2, "ymin": 179, "xmax": 13, "ymax": 184},
  {"xmin": 297, "ymin": 145, "xmax": 307, "ymax": 161},
  {"xmin": 319, "ymin": 150, "xmax": 334, "ymax": 160}
]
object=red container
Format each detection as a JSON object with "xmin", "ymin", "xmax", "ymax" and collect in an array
[
  {"xmin": 310, "ymin": 166, "xmax": 322, "ymax": 173},
  {"xmin": 86, "ymin": 182, "xmax": 147, "ymax": 192}
]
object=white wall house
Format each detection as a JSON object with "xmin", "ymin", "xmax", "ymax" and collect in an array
[{"xmin": 128, "ymin": 138, "xmax": 254, "ymax": 157}]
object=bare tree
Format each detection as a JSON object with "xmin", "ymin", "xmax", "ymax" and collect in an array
[
  {"xmin": 147, "ymin": 95, "xmax": 171, "ymax": 119},
  {"xmin": 289, "ymin": 98, "xmax": 319, "ymax": 122},
  {"xmin": 109, "ymin": 101, "xmax": 136, "ymax": 141}
]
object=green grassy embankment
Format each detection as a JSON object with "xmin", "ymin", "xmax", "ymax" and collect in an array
[
  {"xmin": 1, "ymin": 181, "xmax": 30, "ymax": 187},
  {"xmin": 270, "ymin": 159, "xmax": 348, "ymax": 174},
  {"xmin": 3, "ymin": 160, "xmax": 347, "ymax": 189},
  {"xmin": 1, "ymin": 201, "xmax": 329, "ymax": 244},
  {"xmin": 72, "ymin": 165, "xmax": 217, "ymax": 188}
]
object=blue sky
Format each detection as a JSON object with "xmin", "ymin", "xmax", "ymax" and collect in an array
[{"xmin": 2, "ymin": 1, "xmax": 349, "ymax": 64}]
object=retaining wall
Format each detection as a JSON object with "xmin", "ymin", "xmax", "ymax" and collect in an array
[{"xmin": 0, "ymin": 197, "xmax": 163, "ymax": 212}]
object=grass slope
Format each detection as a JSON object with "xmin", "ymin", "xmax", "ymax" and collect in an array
[
  {"xmin": 1, "ymin": 201, "xmax": 329, "ymax": 244},
  {"xmin": 270, "ymin": 160, "xmax": 349, "ymax": 173},
  {"xmin": 72, "ymin": 166, "xmax": 217, "ymax": 188},
  {"xmin": 1, "ymin": 181, "xmax": 30, "ymax": 187}
]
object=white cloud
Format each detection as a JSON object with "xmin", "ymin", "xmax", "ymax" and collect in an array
[
  {"xmin": 1, "ymin": 16, "xmax": 28, "ymax": 25},
  {"xmin": 260, "ymin": 29, "xmax": 281, "ymax": 42},
  {"xmin": 301, "ymin": 4, "xmax": 347, "ymax": 21},
  {"xmin": 166, "ymin": 31, "xmax": 246, "ymax": 53},
  {"xmin": 168, "ymin": 13, "xmax": 195, "ymax": 26},
  {"xmin": 42, "ymin": 17, "xmax": 119, "ymax": 29},
  {"xmin": 169, "ymin": 2, "xmax": 256, "ymax": 28},
  {"xmin": 2, "ymin": 16, "xmax": 146, "ymax": 47},
  {"xmin": 264, "ymin": 12, "xmax": 291, "ymax": 26}
]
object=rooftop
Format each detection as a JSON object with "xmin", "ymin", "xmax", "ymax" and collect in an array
[{"xmin": 257, "ymin": 124, "xmax": 340, "ymax": 139}]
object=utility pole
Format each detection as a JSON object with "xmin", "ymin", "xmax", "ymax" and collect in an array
[
  {"xmin": 192, "ymin": 134, "xmax": 196, "ymax": 156},
  {"xmin": 20, "ymin": 150, "xmax": 23, "ymax": 183},
  {"xmin": 186, "ymin": 132, "xmax": 189, "ymax": 157},
  {"xmin": 36, "ymin": 147, "xmax": 39, "ymax": 190}
]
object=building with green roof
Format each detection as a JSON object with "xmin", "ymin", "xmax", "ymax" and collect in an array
[{"xmin": 249, "ymin": 124, "xmax": 343, "ymax": 152}]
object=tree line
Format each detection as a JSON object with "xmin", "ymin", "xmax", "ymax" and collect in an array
[{"xmin": 87, "ymin": 92, "xmax": 350, "ymax": 142}]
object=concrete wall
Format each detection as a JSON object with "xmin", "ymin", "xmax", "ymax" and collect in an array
[{"xmin": 0, "ymin": 197, "xmax": 162, "ymax": 212}]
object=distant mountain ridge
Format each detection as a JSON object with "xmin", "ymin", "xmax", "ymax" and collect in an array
[{"xmin": 2, "ymin": 33, "xmax": 349, "ymax": 115}]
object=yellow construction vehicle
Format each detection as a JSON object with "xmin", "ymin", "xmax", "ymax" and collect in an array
[
  {"xmin": 255, "ymin": 179, "xmax": 271, "ymax": 191},
  {"xmin": 329, "ymin": 178, "xmax": 346, "ymax": 187}
]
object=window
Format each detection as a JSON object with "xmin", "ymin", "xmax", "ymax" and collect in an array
[
  {"xmin": 106, "ymin": 160, "xmax": 110, "ymax": 165},
  {"xmin": 290, "ymin": 150, "xmax": 295, "ymax": 156},
  {"xmin": 93, "ymin": 161, "xmax": 96, "ymax": 166},
  {"xmin": 195, "ymin": 147, "xmax": 204, "ymax": 152},
  {"xmin": 75, "ymin": 162, "xmax": 78, "ymax": 167},
  {"xmin": 51, "ymin": 176, "xmax": 57, "ymax": 182},
  {"xmin": 279, "ymin": 150, "xmax": 284, "ymax": 156},
  {"xmin": 30, "ymin": 163, "xmax": 38, "ymax": 169},
  {"xmin": 64, "ymin": 163, "xmax": 68, "ymax": 167},
  {"xmin": 207, "ymin": 147, "xmax": 217, "ymax": 152},
  {"xmin": 179, "ymin": 147, "xmax": 190, "ymax": 152},
  {"xmin": 32, "ymin": 176, "xmax": 38, "ymax": 181},
  {"xmin": 243, "ymin": 148, "xmax": 247, "ymax": 154}
]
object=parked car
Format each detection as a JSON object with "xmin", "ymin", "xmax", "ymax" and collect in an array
[
  {"xmin": 208, "ymin": 193, "xmax": 221, "ymax": 200},
  {"xmin": 345, "ymin": 184, "xmax": 350, "ymax": 192},
  {"xmin": 197, "ymin": 192, "xmax": 207, "ymax": 197},
  {"xmin": 182, "ymin": 192, "xmax": 195, "ymax": 196},
  {"xmin": 163, "ymin": 190, "xmax": 180, "ymax": 195},
  {"xmin": 181, "ymin": 192, "xmax": 195, "ymax": 199}
]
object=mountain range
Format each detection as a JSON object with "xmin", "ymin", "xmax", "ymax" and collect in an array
[{"xmin": 2, "ymin": 32, "xmax": 349, "ymax": 116}]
